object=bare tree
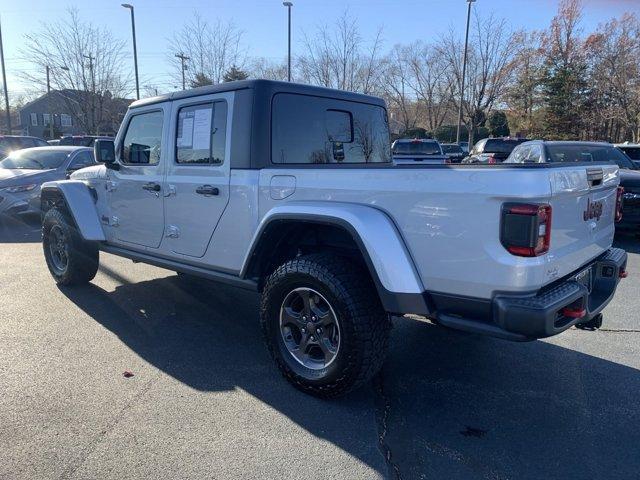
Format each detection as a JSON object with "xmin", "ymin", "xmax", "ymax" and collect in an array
[
  {"xmin": 440, "ymin": 13, "xmax": 519, "ymax": 143},
  {"xmin": 380, "ymin": 44, "xmax": 420, "ymax": 133},
  {"xmin": 505, "ymin": 31, "xmax": 545, "ymax": 137},
  {"xmin": 405, "ymin": 41, "xmax": 456, "ymax": 132},
  {"xmin": 169, "ymin": 13, "xmax": 245, "ymax": 86},
  {"xmin": 585, "ymin": 13, "xmax": 640, "ymax": 142},
  {"xmin": 249, "ymin": 58, "xmax": 289, "ymax": 82},
  {"xmin": 21, "ymin": 8, "xmax": 129, "ymax": 134},
  {"xmin": 297, "ymin": 12, "xmax": 384, "ymax": 94}
]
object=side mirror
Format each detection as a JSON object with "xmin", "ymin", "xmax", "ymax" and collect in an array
[{"xmin": 94, "ymin": 139, "xmax": 118, "ymax": 169}]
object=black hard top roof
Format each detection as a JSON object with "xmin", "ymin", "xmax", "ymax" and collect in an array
[{"xmin": 130, "ymin": 79, "xmax": 386, "ymax": 109}]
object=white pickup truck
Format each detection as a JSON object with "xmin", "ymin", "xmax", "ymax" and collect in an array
[{"xmin": 39, "ymin": 80, "xmax": 627, "ymax": 397}]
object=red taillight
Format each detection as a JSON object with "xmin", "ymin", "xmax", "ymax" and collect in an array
[
  {"xmin": 615, "ymin": 186, "xmax": 624, "ymax": 222},
  {"xmin": 488, "ymin": 154, "xmax": 496, "ymax": 164},
  {"xmin": 500, "ymin": 203, "xmax": 552, "ymax": 257},
  {"xmin": 619, "ymin": 268, "xmax": 628, "ymax": 279}
]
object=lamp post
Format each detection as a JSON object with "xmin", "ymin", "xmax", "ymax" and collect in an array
[
  {"xmin": 46, "ymin": 65, "xmax": 69, "ymax": 140},
  {"xmin": 0, "ymin": 16, "xmax": 10, "ymax": 134},
  {"xmin": 456, "ymin": 0, "xmax": 476, "ymax": 145},
  {"xmin": 283, "ymin": 2, "xmax": 293, "ymax": 82},
  {"xmin": 122, "ymin": 4, "xmax": 140, "ymax": 100}
]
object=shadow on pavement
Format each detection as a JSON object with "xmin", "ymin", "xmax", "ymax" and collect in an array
[
  {"xmin": 59, "ymin": 274, "xmax": 387, "ymax": 476},
  {"xmin": 0, "ymin": 215, "xmax": 41, "ymax": 243},
  {"xmin": 614, "ymin": 233, "xmax": 640, "ymax": 254},
  {"xmin": 59, "ymin": 269, "xmax": 640, "ymax": 479}
]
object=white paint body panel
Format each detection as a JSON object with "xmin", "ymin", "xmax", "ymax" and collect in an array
[{"xmin": 54, "ymin": 87, "xmax": 619, "ymax": 304}]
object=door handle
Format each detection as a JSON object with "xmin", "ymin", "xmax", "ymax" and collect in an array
[
  {"xmin": 195, "ymin": 185, "xmax": 219, "ymax": 196},
  {"xmin": 142, "ymin": 182, "xmax": 161, "ymax": 192}
]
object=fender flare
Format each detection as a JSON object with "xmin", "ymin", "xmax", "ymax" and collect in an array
[
  {"xmin": 41, "ymin": 181, "xmax": 106, "ymax": 242},
  {"xmin": 240, "ymin": 202, "xmax": 430, "ymax": 314}
]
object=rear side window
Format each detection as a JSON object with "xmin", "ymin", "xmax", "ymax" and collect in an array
[
  {"xmin": 271, "ymin": 93, "xmax": 390, "ymax": 164},
  {"xmin": 484, "ymin": 139, "xmax": 526, "ymax": 154},
  {"xmin": 69, "ymin": 151, "xmax": 96, "ymax": 170},
  {"xmin": 121, "ymin": 111, "xmax": 164, "ymax": 165},
  {"xmin": 619, "ymin": 147, "xmax": 640, "ymax": 161},
  {"xmin": 176, "ymin": 101, "xmax": 227, "ymax": 164},
  {"xmin": 547, "ymin": 144, "xmax": 632, "ymax": 166}
]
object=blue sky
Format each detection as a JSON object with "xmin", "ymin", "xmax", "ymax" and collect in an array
[{"xmin": 2, "ymin": 0, "xmax": 638, "ymax": 98}]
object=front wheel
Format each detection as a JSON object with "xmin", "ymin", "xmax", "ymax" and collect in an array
[
  {"xmin": 260, "ymin": 253, "xmax": 391, "ymax": 398},
  {"xmin": 42, "ymin": 208, "xmax": 99, "ymax": 285}
]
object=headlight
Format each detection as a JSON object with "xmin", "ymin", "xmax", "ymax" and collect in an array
[{"xmin": 0, "ymin": 184, "xmax": 38, "ymax": 193}]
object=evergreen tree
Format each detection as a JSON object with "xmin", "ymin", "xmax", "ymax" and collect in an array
[
  {"xmin": 223, "ymin": 66, "xmax": 249, "ymax": 82},
  {"xmin": 190, "ymin": 73, "xmax": 214, "ymax": 88},
  {"xmin": 488, "ymin": 111, "xmax": 510, "ymax": 137}
]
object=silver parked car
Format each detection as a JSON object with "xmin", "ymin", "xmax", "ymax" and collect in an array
[{"xmin": 0, "ymin": 147, "xmax": 96, "ymax": 219}]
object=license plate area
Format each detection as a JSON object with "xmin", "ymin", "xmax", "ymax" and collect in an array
[{"xmin": 574, "ymin": 265, "xmax": 594, "ymax": 294}]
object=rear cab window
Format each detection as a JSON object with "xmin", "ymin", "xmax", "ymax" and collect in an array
[
  {"xmin": 393, "ymin": 141, "xmax": 441, "ymax": 156},
  {"xmin": 271, "ymin": 93, "xmax": 390, "ymax": 164}
]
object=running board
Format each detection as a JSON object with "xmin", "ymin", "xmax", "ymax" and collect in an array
[{"xmin": 100, "ymin": 244, "xmax": 258, "ymax": 291}]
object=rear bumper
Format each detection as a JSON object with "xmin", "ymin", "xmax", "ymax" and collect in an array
[{"xmin": 403, "ymin": 248, "xmax": 628, "ymax": 341}]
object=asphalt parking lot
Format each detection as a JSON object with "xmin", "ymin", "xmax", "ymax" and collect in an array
[{"xmin": 1, "ymin": 216, "xmax": 639, "ymax": 480}]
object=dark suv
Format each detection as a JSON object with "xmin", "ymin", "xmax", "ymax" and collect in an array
[
  {"xmin": 463, "ymin": 137, "xmax": 530, "ymax": 164},
  {"xmin": 59, "ymin": 135, "xmax": 115, "ymax": 147},
  {"xmin": 0, "ymin": 135, "xmax": 49, "ymax": 158}
]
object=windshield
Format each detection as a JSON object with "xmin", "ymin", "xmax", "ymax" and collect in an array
[
  {"xmin": 483, "ymin": 139, "xmax": 527, "ymax": 154},
  {"xmin": 393, "ymin": 141, "xmax": 441, "ymax": 156},
  {"xmin": 547, "ymin": 144, "xmax": 636, "ymax": 169},
  {"xmin": 618, "ymin": 146, "xmax": 640, "ymax": 161},
  {"xmin": 442, "ymin": 144, "xmax": 463, "ymax": 154},
  {"xmin": 0, "ymin": 149, "xmax": 69, "ymax": 170}
]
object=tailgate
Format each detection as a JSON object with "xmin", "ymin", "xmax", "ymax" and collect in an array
[{"xmin": 547, "ymin": 164, "xmax": 618, "ymax": 279}]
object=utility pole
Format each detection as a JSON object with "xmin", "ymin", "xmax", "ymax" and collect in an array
[
  {"xmin": 83, "ymin": 54, "xmax": 96, "ymax": 133},
  {"xmin": 0, "ymin": 17, "xmax": 11, "ymax": 134},
  {"xmin": 456, "ymin": 0, "xmax": 476, "ymax": 145},
  {"xmin": 283, "ymin": 2, "xmax": 293, "ymax": 82},
  {"xmin": 122, "ymin": 4, "xmax": 140, "ymax": 100},
  {"xmin": 46, "ymin": 65, "xmax": 53, "ymax": 139},
  {"xmin": 175, "ymin": 53, "xmax": 189, "ymax": 90}
]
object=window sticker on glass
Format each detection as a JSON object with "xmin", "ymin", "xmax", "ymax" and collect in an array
[
  {"xmin": 178, "ymin": 112, "xmax": 194, "ymax": 148},
  {"xmin": 193, "ymin": 108, "xmax": 213, "ymax": 151}
]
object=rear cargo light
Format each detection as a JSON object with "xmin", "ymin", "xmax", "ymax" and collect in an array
[
  {"xmin": 500, "ymin": 203, "xmax": 552, "ymax": 257},
  {"xmin": 615, "ymin": 186, "xmax": 624, "ymax": 222}
]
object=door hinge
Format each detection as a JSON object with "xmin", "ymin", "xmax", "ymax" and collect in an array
[
  {"xmin": 110, "ymin": 216, "xmax": 119, "ymax": 227},
  {"xmin": 166, "ymin": 225, "xmax": 180, "ymax": 238}
]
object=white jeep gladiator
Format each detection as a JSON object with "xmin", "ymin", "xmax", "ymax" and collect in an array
[{"xmin": 40, "ymin": 80, "xmax": 628, "ymax": 398}]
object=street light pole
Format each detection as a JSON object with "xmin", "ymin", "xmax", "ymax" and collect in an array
[
  {"xmin": 122, "ymin": 4, "xmax": 140, "ymax": 100},
  {"xmin": 283, "ymin": 2, "xmax": 293, "ymax": 82},
  {"xmin": 175, "ymin": 53, "xmax": 190, "ymax": 90},
  {"xmin": 0, "ymin": 17, "xmax": 11, "ymax": 134},
  {"xmin": 46, "ymin": 65, "xmax": 53, "ymax": 139},
  {"xmin": 456, "ymin": 0, "xmax": 475, "ymax": 145}
]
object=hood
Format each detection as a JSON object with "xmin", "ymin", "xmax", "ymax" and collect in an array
[
  {"xmin": 0, "ymin": 168, "xmax": 57, "ymax": 187},
  {"xmin": 619, "ymin": 169, "xmax": 640, "ymax": 190},
  {"xmin": 70, "ymin": 164, "xmax": 107, "ymax": 181}
]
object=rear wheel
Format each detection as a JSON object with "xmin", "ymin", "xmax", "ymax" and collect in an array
[
  {"xmin": 260, "ymin": 253, "xmax": 391, "ymax": 398},
  {"xmin": 42, "ymin": 208, "xmax": 99, "ymax": 285}
]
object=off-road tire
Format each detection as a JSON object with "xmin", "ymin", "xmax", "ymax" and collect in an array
[
  {"xmin": 42, "ymin": 208, "xmax": 99, "ymax": 285},
  {"xmin": 260, "ymin": 253, "xmax": 391, "ymax": 398}
]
